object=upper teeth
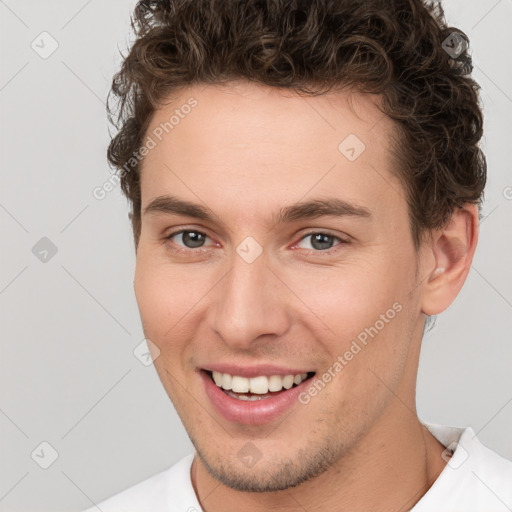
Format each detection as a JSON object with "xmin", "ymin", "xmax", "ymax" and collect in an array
[{"xmin": 212, "ymin": 371, "xmax": 308, "ymax": 394}]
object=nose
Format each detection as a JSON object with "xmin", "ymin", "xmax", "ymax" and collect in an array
[{"xmin": 210, "ymin": 249, "xmax": 291, "ymax": 350}]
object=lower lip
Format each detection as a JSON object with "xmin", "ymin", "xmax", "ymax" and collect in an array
[{"xmin": 201, "ymin": 371, "xmax": 312, "ymax": 426}]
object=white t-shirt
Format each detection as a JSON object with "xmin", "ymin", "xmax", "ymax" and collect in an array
[{"xmin": 83, "ymin": 424, "xmax": 512, "ymax": 511}]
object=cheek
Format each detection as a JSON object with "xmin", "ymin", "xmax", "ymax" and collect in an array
[
  {"xmin": 134, "ymin": 256, "xmax": 202, "ymax": 395},
  {"xmin": 288, "ymin": 256, "xmax": 416, "ymax": 387},
  {"xmin": 283, "ymin": 259, "xmax": 404, "ymax": 340},
  {"xmin": 134, "ymin": 253, "xmax": 194, "ymax": 342}
]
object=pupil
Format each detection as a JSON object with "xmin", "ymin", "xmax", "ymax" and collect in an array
[
  {"xmin": 311, "ymin": 233, "xmax": 333, "ymax": 250},
  {"xmin": 183, "ymin": 231, "xmax": 205, "ymax": 248}
]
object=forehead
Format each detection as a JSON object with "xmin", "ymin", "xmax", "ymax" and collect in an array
[
  {"xmin": 146, "ymin": 81, "xmax": 391, "ymax": 159},
  {"xmin": 139, "ymin": 81, "xmax": 406, "ymax": 226}
]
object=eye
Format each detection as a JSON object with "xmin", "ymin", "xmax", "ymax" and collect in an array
[
  {"xmin": 165, "ymin": 229, "xmax": 213, "ymax": 250},
  {"xmin": 295, "ymin": 232, "xmax": 349, "ymax": 252},
  {"xmin": 164, "ymin": 229, "xmax": 349, "ymax": 255}
]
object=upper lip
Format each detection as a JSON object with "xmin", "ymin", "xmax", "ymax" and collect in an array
[{"xmin": 201, "ymin": 364, "xmax": 314, "ymax": 378}]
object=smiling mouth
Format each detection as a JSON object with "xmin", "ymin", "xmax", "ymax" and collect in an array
[{"xmin": 204, "ymin": 370, "xmax": 316, "ymax": 401}]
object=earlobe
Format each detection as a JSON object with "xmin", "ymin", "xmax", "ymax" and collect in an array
[{"xmin": 421, "ymin": 204, "xmax": 479, "ymax": 316}]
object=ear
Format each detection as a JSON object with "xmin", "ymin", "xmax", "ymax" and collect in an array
[{"xmin": 421, "ymin": 203, "xmax": 479, "ymax": 316}]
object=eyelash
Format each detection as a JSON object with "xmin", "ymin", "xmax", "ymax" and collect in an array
[{"xmin": 164, "ymin": 229, "xmax": 350, "ymax": 255}]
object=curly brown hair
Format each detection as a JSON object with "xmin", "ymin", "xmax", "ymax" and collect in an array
[{"xmin": 107, "ymin": 0, "xmax": 486, "ymax": 250}]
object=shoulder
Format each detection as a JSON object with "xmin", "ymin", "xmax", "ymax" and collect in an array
[
  {"xmin": 414, "ymin": 424, "xmax": 512, "ymax": 512},
  {"xmin": 82, "ymin": 454, "xmax": 198, "ymax": 512},
  {"xmin": 463, "ymin": 428, "xmax": 512, "ymax": 498}
]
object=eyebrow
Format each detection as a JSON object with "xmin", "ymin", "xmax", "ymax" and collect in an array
[{"xmin": 143, "ymin": 194, "xmax": 371, "ymax": 226}]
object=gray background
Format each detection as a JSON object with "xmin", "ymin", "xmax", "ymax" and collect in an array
[{"xmin": 0, "ymin": 0, "xmax": 511, "ymax": 510}]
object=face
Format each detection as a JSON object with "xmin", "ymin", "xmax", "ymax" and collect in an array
[{"xmin": 134, "ymin": 81, "xmax": 428, "ymax": 492}]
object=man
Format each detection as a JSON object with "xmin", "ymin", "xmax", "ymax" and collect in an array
[{"xmin": 85, "ymin": 0, "xmax": 512, "ymax": 510}]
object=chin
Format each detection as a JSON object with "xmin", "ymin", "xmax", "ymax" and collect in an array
[{"xmin": 191, "ymin": 433, "xmax": 342, "ymax": 492}]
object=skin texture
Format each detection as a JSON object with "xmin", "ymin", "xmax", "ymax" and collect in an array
[{"xmin": 133, "ymin": 81, "xmax": 479, "ymax": 511}]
